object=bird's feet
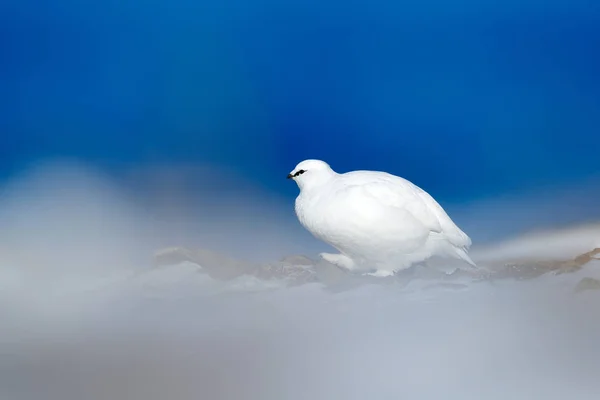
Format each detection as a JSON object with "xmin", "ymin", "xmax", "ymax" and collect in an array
[{"xmin": 319, "ymin": 253, "xmax": 357, "ymax": 271}]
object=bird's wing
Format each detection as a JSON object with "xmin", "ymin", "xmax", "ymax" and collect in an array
[
  {"xmin": 329, "ymin": 181, "xmax": 432, "ymax": 253},
  {"xmin": 414, "ymin": 187, "xmax": 472, "ymax": 247},
  {"xmin": 339, "ymin": 173, "xmax": 443, "ymax": 234},
  {"xmin": 352, "ymin": 173, "xmax": 472, "ymax": 248},
  {"xmin": 366, "ymin": 179, "xmax": 443, "ymax": 233}
]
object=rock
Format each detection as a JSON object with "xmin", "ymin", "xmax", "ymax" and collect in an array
[
  {"xmin": 475, "ymin": 247, "xmax": 600, "ymax": 281},
  {"xmin": 574, "ymin": 277, "xmax": 600, "ymax": 294},
  {"xmin": 153, "ymin": 247, "xmax": 257, "ymax": 281},
  {"xmin": 131, "ymin": 261, "xmax": 206, "ymax": 288},
  {"xmin": 255, "ymin": 254, "xmax": 318, "ymax": 285},
  {"xmin": 153, "ymin": 247, "xmax": 319, "ymax": 284},
  {"xmin": 148, "ymin": 246, "xmax": 600, "ymax": 288},
  {"xmin": 278, "ymin": 255, "xmax": 314, "ymax": 267},
  {"xmin": 153, "ymin": 247, "xmax": 198, "ymax": 267},
  {"xmin": 556, "ymin": 247, "xmax": 600, "ymax": 275},
  {"xmin": 254, "ymin": 257, "xmax": 318, "ymax": 285}
]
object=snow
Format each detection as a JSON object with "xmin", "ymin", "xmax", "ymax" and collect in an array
[
  {"xmin": 2, "ymin": 235, "xmax": 600, "ymax": 400},
  {"xmin": 1, "ymin": 161, "xmax": 600, "ymax": 400}
]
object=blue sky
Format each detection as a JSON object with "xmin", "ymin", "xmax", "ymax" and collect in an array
[{"xmin": 1, "ymin": 0, "xmax": 600, "ymax": 205}]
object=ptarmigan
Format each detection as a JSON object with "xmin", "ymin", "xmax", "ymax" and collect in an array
[{"xmin": 287, "ymin": 159, "xmax": 475, "ymax": 277}]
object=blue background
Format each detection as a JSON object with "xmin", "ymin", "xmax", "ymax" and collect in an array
[{"xmin": 1, "ymin": 0, "xmax": 599, "ymax": 206}]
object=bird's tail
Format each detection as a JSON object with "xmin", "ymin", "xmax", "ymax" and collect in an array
[{"xmin": 453, "ymin": 247, "xmax": 477, "ymax": 268}]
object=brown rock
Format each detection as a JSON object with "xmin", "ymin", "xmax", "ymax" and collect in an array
[
  {"xmin": 478, "ymin": 247, "xmax": 600, "ymax": 281},
  {"xmin": 153, "ymin": 247, "xmax": 257, "ymax": 281},
  {"xmin": 277, "ymin": 255, "xmax": 314, "ymax": 267},
  {"xmin": 254, "ymin": 255, "xmax": 318, "ymax": 285}
]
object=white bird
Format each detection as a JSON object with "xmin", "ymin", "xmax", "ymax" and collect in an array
[{"xmin": 287, "ymin": 159, "xmax": 476, "ymax": 277}]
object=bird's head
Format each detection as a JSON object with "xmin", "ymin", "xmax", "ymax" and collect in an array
[{"xmin": 287, "ymin": 159, "xmax": 336, "ymax": 191}]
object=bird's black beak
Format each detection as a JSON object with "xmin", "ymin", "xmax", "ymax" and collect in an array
[{"xmin": 286, "ymin": 173, "xmax": 293, "ymax": 179}]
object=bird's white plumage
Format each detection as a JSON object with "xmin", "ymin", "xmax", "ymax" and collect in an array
[{"xmin": 288, "ymin": 159, "xmax": 475, "ymax": 276}]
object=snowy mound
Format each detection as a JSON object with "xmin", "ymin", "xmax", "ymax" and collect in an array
[{"xmin": 2, "ymin": 222, "xmax": 600, "ymax": 400}]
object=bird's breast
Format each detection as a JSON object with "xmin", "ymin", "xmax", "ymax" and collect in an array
[
  {"xmin": 295, "ymin": 192, "xmax": 368, "ymax": 249},
  {"xmin": 296, "ymin": 194, "xmax": 335, "ymax": 240}
]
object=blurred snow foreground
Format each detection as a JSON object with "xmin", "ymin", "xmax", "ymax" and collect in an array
[
  {"xmin": 3, "ymin": 163, "xmax": 600, "ymax": 400},
  {"xmin": 2, "ymin": 227, "xmax": 600, "ymax": 400},
  {"xmin": 2, "ymin": 223, "xmax": 600, "ymax": 400}
]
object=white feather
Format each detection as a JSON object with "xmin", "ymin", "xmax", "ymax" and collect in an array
[{"xmin": 288, "ymin": 159, "xmax": 475, "ymax": 276}]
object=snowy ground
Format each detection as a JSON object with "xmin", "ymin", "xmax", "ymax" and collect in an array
[
  {"xmin": 1, "ymin": 162, "xmax": 600, "ymax": 400},
  {"xmin": 1, "ymin": 227, "xmax": 600, "ymax": 400}
]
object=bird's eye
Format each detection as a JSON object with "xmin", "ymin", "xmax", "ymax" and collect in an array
[{"xmin": 295, "ymin": 169, "xmax": 306, "ymax": 177}]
